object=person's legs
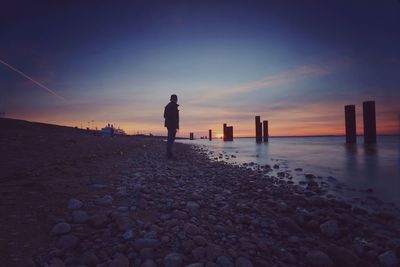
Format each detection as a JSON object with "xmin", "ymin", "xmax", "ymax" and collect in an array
[{"xmin": 166, "ymin": 128, "xmax": 176, "ymax": 157}]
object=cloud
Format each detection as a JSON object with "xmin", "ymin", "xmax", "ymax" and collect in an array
[{"xmin": 187, "ymin": 59, "xmax": 352, "ymax": 103}]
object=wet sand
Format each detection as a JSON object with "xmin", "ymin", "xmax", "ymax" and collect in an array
[{"xmin": 1, "ymin": 118, "xmax": 399, "ymax": 267}]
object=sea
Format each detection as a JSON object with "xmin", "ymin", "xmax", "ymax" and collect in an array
[{"xmin": 178, "ymin": 136, "xmax": 400, "ymax": 207}]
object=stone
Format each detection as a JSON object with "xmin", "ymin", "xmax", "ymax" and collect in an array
[
  {"xmin": 164, "ymin": 253, "xmax": 184, "ymax": 267},
  {"xmin": 79, "ymin": 251, "xmax": 99, "ymax": 267},
  {"xmin": 110, "ymin": 253, "xmax": 129, "ymax": 267},
  {"xmin": 49, "ymin": 258, "xmax": 65, "ymax": 267},
  {"xmin": 141, "ymin": 259, "xmax": 158, "ymax": 267},
  {"xmin": 186, "ymin": 263, "xmax": 203, "ymax": 267},
  {"xmin": 122, "ymin": 228, "xmax": 135, "ymax": 240},
  {"xmin": 235, "ymin": 257, "xmax": 254, "ymax": 267},
  {"xmin": 51, "ymin": 222, "xmax": 71, "ymax": 236},
  {"xmin": 216, "ymin": 255, "xmax": 234, "ymax": 267},
  {"xmin": 95, "ymin": 195, "xmax": 113, "ymax": 205},
  {"xmin": 320, "ymin": 220, "xmax": 339, "ymax": 237},
  {"xmin": 192, "ymin": 247, "xmax": 206, "ymax": 261},
  {"xmin": 206, "ymin": 244, "xmax": 222, "ymax": 261},
  {"xmin": 115, "ymin": 215, "xmax": 132, "ymax": 231},
  {"xmin": 193, "ymin": 235, "xmax": 207, "ymax": 246},
  {"xmin": 56, "ymin": 234, "xmax": 79, "ymax": 250},
  {"xmin": 67, "ymin": 198, "xmax": 83, "ymax": 209},
  {"xmin": 327, "ymin": 245, "xmax": 359, "ymax": 267},
  {"xmin": 278, "ymin": 217, "xmax": 302, "ymax": 233},
  {"xmin": 89, "ymin": 214, "xmax": 109, "ymax": 228},
  {"xmin": 140, "ymin": 248, "xmax": 155, "ymax": 260},
  {"xmin": 133, "ymin": 239, "xmax": 160, "ymax": 249},
  {"xmin": 184, "ymin": 223, "xmax": 200, "ymax": 235},
  {"xmin": 306, "ymin": 250, "xmax": 333, "ymax": 267},
  {"xmin": 72, "ymin": 210, "xmax": 90, "ymax": 223},
  {"xmin": 379, "ymin": 250, "xmax": 398, "ymax": 267},
  {"xmin": 205, "ymin": 263, "xmax": 218, "ymax": 267}
]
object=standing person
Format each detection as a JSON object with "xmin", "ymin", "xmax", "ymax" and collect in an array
[{"xmin": 164, "ymin": 94, "xmax": 179, "ymax": 158}]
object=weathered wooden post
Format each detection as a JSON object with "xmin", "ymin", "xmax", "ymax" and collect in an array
[
  {"xmin": 345, "ymin": 105, "xmax": 356, "ymax": 144},
  {"xmin": 209, "ymin": 129, "xmax": 212, "ymax": 141},
  {"xmin": 363, "ymin": 101, "xmax": 376, "ymax": 144},
  {"xmin": 263, "ymin": 120, "xmax": 269, "ymax": 142},
  {"xmin": 223, "ymin": 123, "xmax": 233, "ymax": 141},
  {"xmin": 189, "ymin": 132, "xmax": 194, "ymax": 140},
  {"xmin": 223, "ymin": 123, "xmax": 227, "ymax": 141},
  {"xmin": 255, "ymin": 116, "xmax": 262, "ymax": 143}
]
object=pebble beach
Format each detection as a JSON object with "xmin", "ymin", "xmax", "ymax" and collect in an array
[{"xmin": 1, "ymin": 118, "xmax": 400, "ymax": 267}]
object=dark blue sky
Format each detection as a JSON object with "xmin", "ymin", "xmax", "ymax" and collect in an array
[{"xmin": 1, "ymin": 0, "xmax": 399, "ymax": 135}]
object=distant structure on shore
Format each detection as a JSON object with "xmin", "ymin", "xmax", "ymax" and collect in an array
[
  {"xmin": 344, "ymin": 100, "xmax": 376, "ymax": 144},
  {"xmin": 223, "ymin": 123, "xmax": 233, "ymax": 141},
  {"xmin": 255, "ymin": 116, "xmax": 269, "ymax": 143},
  {"xmin": 101, "ymin": 123, "xmax": 126, "ymax": 137}
]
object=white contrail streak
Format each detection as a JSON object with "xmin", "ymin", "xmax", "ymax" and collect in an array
[{"xmin": 0, "ymin": 58, "xmax": 65, "ymax": 101}]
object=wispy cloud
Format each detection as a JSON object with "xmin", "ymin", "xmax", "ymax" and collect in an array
[{"xmin": 188, "ymin": 59, "xmax": 352, "ymax": 103}]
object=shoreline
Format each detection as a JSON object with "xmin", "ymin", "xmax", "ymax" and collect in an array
[{"xmin": 1, "ymin": 118, "xmax": 399, "ymax": 267}]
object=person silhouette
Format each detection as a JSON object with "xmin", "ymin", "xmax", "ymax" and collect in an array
[{"xmin": 164, "ymin": 94, "xmax": 179, "ymax": 158}]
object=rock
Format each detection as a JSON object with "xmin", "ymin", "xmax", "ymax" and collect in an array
[
  {"xmin": 235, "ymin": 257, "xmax": 254, "ymax": 267},
  {"xmin": 305, "ymin": 173, "xmax": 316, "ymax": 179},
  {"xmin": 379, "ymin": 250, "xmax": 398, "ymax": 267},
  {"xmin": 56, "ymin": 234, "xmax": 79, "ymax": 250},
  {"xmin": 216, "ymin": 255, "xmax": 234, "ymax": 267},
  {"xmin": 193, "ymin": 235, "xmax": 207, "ymax": 246},
  {"xmin": 186, "ymin": 201, "xmax": 200, "ymax": 210},
  {"xmin": 115, "ymin": 215, "xmax": 132, "ymax": 231},
  {"xmin": 72, "ymin": 210, "xmax": 90, "ymax": 223},
  {"xmin": 51, "ymin": 222, "xmax": 71, "ymax": 236},
  {"xmin": 95, "ymin": 195, "xmax": 113, "ymax": 205},
  {"xmin": 164, "ymin": 253, "xmax": 184, "ymax": 267},
  {"xmin": 327, "ymin": 245, "xmax": 359, "ymax": 267},
  {"xmin": 306, "ymin": 250, "xmax": 333, "ymax": 267},
  {"xmin": 184, "ymin": 223, "xmax": 200, "ymax": 235},
  {"xmin": 110, "ymin": 253, "xmax": 129, "ymax": 267},
  {"xmin": 89, "ymin": 214, "xmax": 109, "ymax": 228},
  {"xmin": 278, "ymin": 217, "xmax": 302, "ymax": 233},
  {"xmin": 192, "ymin": 247, "xmax": 206, "ymax": 261},
  {"xmin": 67, "ymin": 198, "xmax": 83, "ymax": 209},
  {"xmin": 141, "ymin": 259, "xmax": 157, "ymax": 267},
  {"xmin": 206, "ymin": 244, "xmax": 222, "ymax": 261},
  {"xmin": 320, "ymin": 220, "xmax": 339, "ymax": 237},
  {"xmin": 140, "ymin": 248, "xmax": 155, "ymax": 260},
  {"xmin": 186, "ymin": 263, "xmax": 203, "ymax": 267},
  {"xmin": 122, "ymin": 228, "xmax": 135, "ymax": 240},
  {"xmin": 49, "ymin": 258, "xmax": 65, "ymax": 267},
  {"xmin": 90, "ymin": 183, "xmax": 107, "ymax": 189},
  {"xmin": 172, "ymin": 210, "xmax": 189, "ymax": 219},
  {"xmin": 205, "ymin": 263, "xmax": 218, "ymax": 267},
  {"xmin": 79, "ymin": 251, "xmax": 99, "ymax": 267},
  {"xmin": 133, "ymin": 239, "xmax": 160, "ymax": 249}
]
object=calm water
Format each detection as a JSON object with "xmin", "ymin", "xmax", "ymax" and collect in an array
[{"xmin": 179, "ymin": 136, "xmax": 400, "ymax": 206}]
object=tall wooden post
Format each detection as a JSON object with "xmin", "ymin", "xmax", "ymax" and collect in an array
[
  {"xmin": 223, "ymin": 123, "xmax": 227, "ymax": 141},
  {"xmin": 363, "ymin": 101, "xmax": 376, "ymax": 144},
  {"xmin": 209, "ymin": 129, "xmax": 212, "ymax": 141},
  {"xmin": 255, "ymin": 116, "xmax": 262, "ymax": 143},
  {"xmin": 263, "ymin": 120, "xmax": 269, "ymax": 142},
  {"xmin": 345, "ymin": 105, "xmax": 356, "ymax": 144},
  {"xmin": 189, "ymin": 132, "xmax": 194, "ymax": 140}
]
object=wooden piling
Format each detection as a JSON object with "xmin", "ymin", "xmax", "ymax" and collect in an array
[
  {"xmin": 363, "ymin": 101, "xmax": 376, "ymax": 144},
  {"xmin": 345, "ymin": 105, "xmax": 356, "ymax": 144},
  {"xmin": 255, "ymin": 116, "xmax": 262, "ymax": 143},
  {"xmin": 209, "ymin": 129, "xmax": 212, "ymax": 141},
  {"xmin": 263, "ymin": 120, "xmax": 269, "ymax": 142}
]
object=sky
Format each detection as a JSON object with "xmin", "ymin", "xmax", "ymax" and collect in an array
[{"xmin": 1, "ymin": 0, "xmax": 399, "ymax": 137}]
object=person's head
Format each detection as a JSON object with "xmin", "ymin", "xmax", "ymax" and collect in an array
[{"xmin": 170, "ymin": 94, "xmax": 178, "ymax": 103}]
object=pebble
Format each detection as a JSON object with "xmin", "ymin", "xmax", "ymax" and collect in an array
[
  {"xmin": 327, "ymin": 245, "xmax": 359, "ymax": 267},
  {"xmin": 319, "ymin": 219, "xmax": 339, "ymax": 237},
  {"xmin": 89, "ymin": 214, "xmax": 109, "ymax": 228},
  {"xmin": 235, "ymin": 257, "xmax": 254, "ymax": 267},
  {"xmin": 110, "ymin": 253, "xmax": 129, "ymax": 267},
  {"xmin": 79, "ymin": 251, "xmax": 99, "ymax": 267},
  {"xmin": 184, "ymin": 223, "xmax": 200, "ymax": 235},
  {"xmin": 164, "ymin": 253, "xmax": 184, "ymax": 267},
  {"xmin": 95, "ymin": 195, "xmax": 113, "ymax": 205},
  {"xmin": 306, "ymin": 250, "xmax": 334, "ymax": 267},
  {"xmin": 133, "ymin": 238, "xmax": 160, "ymax": 249},
  {"xmin": 216, "ymin": 255, "xmax": 234, "ymax": 267},
  {"xmin": 379, "ymin": 250, "xmax": 398, "ymax": 267},
  {"xmin": 51, "ymin": 222, "xmax": 71, "ymax": 236},
  {"xmin": 141, "ymin": 259, "xmax": 158, "ymax": 267},
  {"xmin": 72, "ymin": 210, "xmax": 89, "ymax": 223},
  {"xmin": 49, "ymin": 257, "xmax": 65, "ymax": 267},
  {"xmin": 56, "ymin": 234, "xmax": 79, "ymax": 250},
  {"xmin": 67, "ymin": 198, "xmax": 83, "ymax": 209}
]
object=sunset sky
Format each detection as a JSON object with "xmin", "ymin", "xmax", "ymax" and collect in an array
[{"xmin": 1, "ymin": 1, "xmax": 399, "ymax": 137}]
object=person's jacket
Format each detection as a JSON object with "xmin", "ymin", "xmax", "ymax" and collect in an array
[{"xmin": 164, "ymin": 102, "xmax": 179, "ymax": 129}]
